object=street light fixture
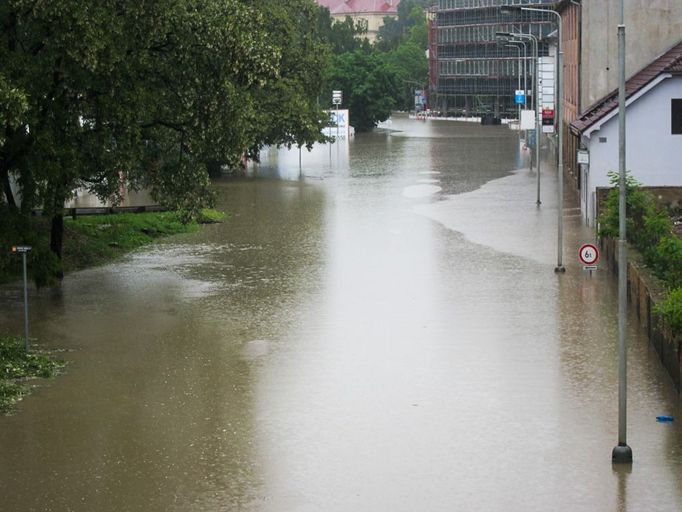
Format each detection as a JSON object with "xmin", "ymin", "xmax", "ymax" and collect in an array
[
  {"xmin": 497, "ymin": 31, "xmax": 541, "ymax": 205},
  {"xmin": 613, "ymin": 0, "xmax": 633, "ymax": 466},
  {"xmin": 506, "ymin": 41, "xmax": 528, "ymax": 110},
  {"xmin": 517, "ymin": 6, "xmax": 565, "ymax": 272},
  {"xmin": 500, "ymin": 5, "xmax": 565, "ymax": 270},
  {"xmin": 505, "ymin": 43, "xmax": 523, "ymax": 124}
]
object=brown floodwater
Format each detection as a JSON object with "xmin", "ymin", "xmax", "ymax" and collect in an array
[{"xmin": 1, "ymin": 114, "xmax": 681, "ymax": 511}]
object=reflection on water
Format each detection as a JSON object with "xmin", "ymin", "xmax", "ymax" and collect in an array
[{"xmin": 0, "ymin": 114, "xmax": 680, "ymax": 511}]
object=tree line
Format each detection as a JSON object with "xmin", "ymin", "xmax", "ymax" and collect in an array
[
  {"xmin": 1, "ymin": 0, "xmax": 429, "ymax": 279},
  {"xmin": 323, "ymin": 0, "xmax": 430, "ymax": 132}
]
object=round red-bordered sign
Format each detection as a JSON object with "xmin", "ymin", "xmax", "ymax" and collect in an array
[{"xmin": 579, "ymin": 243, "xmax": 599, "ymax": 265}]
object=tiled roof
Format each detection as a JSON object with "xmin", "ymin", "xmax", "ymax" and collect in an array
[
  {"xmin": 317, "ymin": 0, "xmax": 400, "ymax": 15},
  {"xmin": 570, "ymin": 41, "xmax": 682, "ymax": 136},
  {"xmin": 317, "ymin": 0, "xmax": 347, "ymax": 9}
]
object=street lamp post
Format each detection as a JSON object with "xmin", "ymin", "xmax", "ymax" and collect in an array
[
  {"xmin": 508, "ymin": 40, "xmax": 528, "ymax": 111},
  {"xmin": 613, "ymin": 0, "xmax": 633, "ymax": 465},
  {"xmin": 505, "ymin": 44, "xmax": 522, "ymax": 125},
  {"xmin": 497, "ymin": 31, "xmax": 540, "ymax": 204},
  {"xmin": 519, "ymin": 6, "xmax": 566, "ymax": 272}
]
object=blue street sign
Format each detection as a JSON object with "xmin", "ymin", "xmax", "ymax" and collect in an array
[{"xmin": 515, "ymin": 90, "xmax": 525, "ymax": 105}]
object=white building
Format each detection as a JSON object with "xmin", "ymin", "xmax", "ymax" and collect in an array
[{"xmin": 570, "ymin": 41, "xmax": 682, "ymax": 226}]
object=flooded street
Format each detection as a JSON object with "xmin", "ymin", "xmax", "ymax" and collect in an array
[{"xmin": 1, "ymin": 115, "xmax": 681, "ymax": 511}]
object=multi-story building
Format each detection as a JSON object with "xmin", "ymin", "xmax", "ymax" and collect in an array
[
  {"xmin": 559, "ymin": 0, "xmax": 682, "ymax": 222},
  {"xmin": 316, "ymin": 0, "xmax": 401, "ymax": 43},
  {"xmin": 429, "ymin": 0, "xmax": 557, "ymax": 118}
]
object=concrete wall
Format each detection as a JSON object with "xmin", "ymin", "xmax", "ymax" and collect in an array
[
  {"xmin": 581, "ymin": 75, "xmax": 682, "ymax": 225},
  {"xmin": 582, "ymin": 0, "xmax": 682, "ymax": 110}
]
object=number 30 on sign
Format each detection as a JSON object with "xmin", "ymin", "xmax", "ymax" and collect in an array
[{"xmin": 579, "ymin": 243, "xmax": 599, "ymax": 269}]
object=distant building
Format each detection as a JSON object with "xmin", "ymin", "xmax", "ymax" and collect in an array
[
  {"xmin": 316, "ymin": 0, "xmax": 401, "ymax": 43},
  {"xmin": 428, "ymin": 0, "xmax": 556, "ymax": 118}
]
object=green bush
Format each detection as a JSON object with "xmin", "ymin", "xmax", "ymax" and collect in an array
[
  {"xmin": 653, "ymin": 236, "xmax": 682, "ymax": 289},
  {"xmin": 598, "ymin": 172, "xmax": 682, "ymax": 339},
  {"xmin": 655, "ymin": 288, "xmax": 682, "ymax": 335}
]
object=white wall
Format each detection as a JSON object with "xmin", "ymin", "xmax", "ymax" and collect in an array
[{"xmin": 582, "ymin": 75, "xmax": 682, "ymax": 225}]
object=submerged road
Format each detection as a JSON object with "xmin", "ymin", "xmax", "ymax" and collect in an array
[{"xmin": 1, "ymin": 115, "xmax": 681, "ymax": 511}]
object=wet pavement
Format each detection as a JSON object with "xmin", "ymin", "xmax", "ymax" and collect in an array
[{"xmin": 1, "ymin": 114, "xmax": 681, "ymax": 511}]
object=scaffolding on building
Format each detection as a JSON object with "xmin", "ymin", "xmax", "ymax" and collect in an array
[{"xmin": 429, "ymin": 0, "xmax": 558, "ymax": 118}]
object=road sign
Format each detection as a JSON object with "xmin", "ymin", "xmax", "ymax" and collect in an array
[
  {"xmin": 577, "ymin": 150, "xmax": 589, "ymax": 165},
  {"xmin": 579, "ymin": 243, "xmax": 599, "ymax": 265},
  {"xmin": 332, "ymin": 90, "xmax": 342, "ymax": 105},
  {"xmin": 515, "ymin": 90, "xmax": 525, "ymax": 105},
  {"xmin": 12, "ymin": 245, "xmax": 32, "ymax": 253}
]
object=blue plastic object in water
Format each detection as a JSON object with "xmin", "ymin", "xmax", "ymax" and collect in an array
[{"xmin": 656, "ymin": 415, "xmax": 674, "ymax": 422}]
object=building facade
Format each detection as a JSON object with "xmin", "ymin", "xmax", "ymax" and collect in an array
[
  {"xmin": 560, "ymin": 0, "xmax": 682, "ymax": 202},
  {"xmin": 570, "ymin": 42, "xmax": 682, "ymax": 226},
  {"xmin": 316, "ymin": 0, "xmax": 401, "ymax": 43},
  {"xmin": 429, "ymin": 0, "xmax": 557, "ymax": 118}
]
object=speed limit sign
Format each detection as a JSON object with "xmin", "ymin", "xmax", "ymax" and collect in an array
[{"xmin": 579, "ymin": 243, "xmax": 599, "ymax": 268}]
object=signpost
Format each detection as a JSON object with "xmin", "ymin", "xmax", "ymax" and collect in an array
[
  {"xmin": 579, "ymin": 243, "xmax": 599, "ymax": 274},
  {"xmin": 577, "ymin": 150, "xmax": 590, "ymax": 165},
  {"xmin": 332, "ymin": 90, "xmax": 342, "ymax": 140},
  {"xmin": 11, "ymin": 245, "xmax": 32, "ymax": 351},
  {"xmin": 515, "ymin": 90, "xmax": 525, "ymax": 105}
]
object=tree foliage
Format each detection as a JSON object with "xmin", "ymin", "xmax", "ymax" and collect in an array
[
  {"xmin": 326, "ymin": 50, "xmax": 397, "ymax": 132},
  {"xmin": 1, "ymin": 0, "xmax": 329, "ymax": 272},
  {"xmin": 598, "ymin": 171, "xmax": 682, "ymax": 338},
  {"xmin": 321, "ymin": 1, "xmax": 429, "ymax": 129}
]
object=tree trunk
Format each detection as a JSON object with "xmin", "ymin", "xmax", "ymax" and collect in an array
[
  {"xmin": 1, "ymin": 164, "xmax": 17, "ymax": 209},
  {"xmin": 50, "ymin": 213, "xmax": 65, "ymax": 279}
]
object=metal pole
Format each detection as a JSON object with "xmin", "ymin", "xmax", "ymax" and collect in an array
[
  {"xmin": 498, "ymin": 32, "xmax": 537, "ymax": 186},
  {"xmin": 613, "ymin": 0, "xmax": 632, "ymax": 465},
  {"xmin": 532, "ymin": 35, "xmax": 540, "ymax": 205},
  {"xmin": 22, "ymin": 252, "xmax": 29, "ymax": 351},
  {"xmin": 556, "ymin": 15, "xmax": 566, "ymax": 272},
  {"xmin": 520, "ymin": 0, "xmax": 567, "ymax": 267},
  {"xmin": 506, "ymin": 44, "xmax": 522, "ymax": 125}
]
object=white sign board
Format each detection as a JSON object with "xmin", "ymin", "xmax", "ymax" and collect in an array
[
  {"xmin": 520, "ymin": 110, "xmax": 536, "ymax": 130},
  {"xmin": 325, "ymin": 109, "xmax": 350, "ymax": 137},
  {"xmin": 577, "ymin": 150, "xmax": 590, "ymax": 165}
]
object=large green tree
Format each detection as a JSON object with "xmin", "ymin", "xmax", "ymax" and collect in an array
[
  {"xmin": 1, "ymin": 0, "xmax": 329, "ymax": 269},
  {"xmin": 325, "ymin": 50, "xmax": 397, "ymax": 132}
]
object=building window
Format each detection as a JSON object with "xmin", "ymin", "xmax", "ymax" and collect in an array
[{"xmin": 673, "ymin": 99, "xmax": 682, "ymax": 135}]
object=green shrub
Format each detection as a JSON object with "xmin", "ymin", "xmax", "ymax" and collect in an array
[
  {"xmin": 598, "ymin": 171, "xmax": 682, "ymax": 339},
  {"xmin": 653, "ymin": 236, "xmax": 682, "ymax": 289},
  {"xmin": 655, "ymin": 288, "xmax": 682, "ymax": 335}
]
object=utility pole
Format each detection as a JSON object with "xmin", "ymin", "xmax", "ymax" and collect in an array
[{"xmin": 613, "ymin": 0, "xmax": 633, "ymax": 465}]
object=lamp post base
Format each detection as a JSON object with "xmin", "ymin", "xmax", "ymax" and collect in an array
[
  {"xmin": 554, "ymin": 265, "xmax": 566, "ymax": 273},
  {"xmin": 612, "ymin": 443, "xmax": 633, "ymax": 464}
]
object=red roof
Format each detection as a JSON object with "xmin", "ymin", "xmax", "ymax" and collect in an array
[
  {"xmin": 317, "ymin": 0, "xmax": 347, "ymax": 9},
  {"xmin": 571, "ymin": 41, "xmax": 682, "ymax": 135},
  {"xmin": 317, "ymin": 0, "xmax": 400, "ymax": 15}
]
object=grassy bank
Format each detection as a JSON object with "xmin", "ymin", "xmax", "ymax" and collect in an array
[
  {"xmin": 1, "ymin": 336, "xmax": 65, "ymax": 413},
  {"xmin": 1, "ymin": 208, "xmax": 225, "ymax": 285}
]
